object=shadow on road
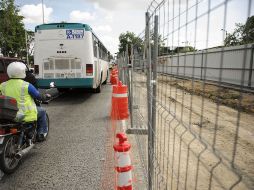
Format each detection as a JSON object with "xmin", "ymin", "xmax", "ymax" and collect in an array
[{"xmin": 51, "ymin": 89, "xmax": 94, "ymax": 105}]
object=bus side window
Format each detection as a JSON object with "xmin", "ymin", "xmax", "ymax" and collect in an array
[
  {"xmin": 93, "ymin": 40, "xmax": 98, "ymax": 58},
  {"xmin": 99, "ymin": 44, "xmax": 102, "ymax": 59}
]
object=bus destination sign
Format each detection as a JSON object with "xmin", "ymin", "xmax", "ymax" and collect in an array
[{"xmin": 66, "ymin": 29, "xmax": 84, "ymax": 39}]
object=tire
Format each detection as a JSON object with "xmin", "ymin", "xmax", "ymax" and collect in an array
[
  {"xmin": 94, "ymin": 73, "xmax": 103, "ymax": 93},
  {"xmin": 94, "ymin": 82, "xmax": 102, "ymax": 93},
  {"xmin": 0, "ymin": 135, "xmax": 20, "ymax": 174},
  {"xmin": 44, "ymin": 113, "xmax": 49, "ymax": 140}
]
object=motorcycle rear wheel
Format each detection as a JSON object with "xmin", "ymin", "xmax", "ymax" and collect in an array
[
  {"xmin": 0, "ymin": 135, "xmax": 20, "ymax": 174},
  {"xmin": 44, "ymin": 113, "xmax": 49, "ymax": 139}
]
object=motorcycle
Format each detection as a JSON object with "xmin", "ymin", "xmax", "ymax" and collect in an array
[{"xmin": 0, "ymin": 87, "xmax": 52, "ymax": 174}]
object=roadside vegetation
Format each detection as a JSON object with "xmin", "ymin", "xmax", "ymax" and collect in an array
[{"xmin": 0, "ymin": 0, "xmax": 34, "ymax": 61}]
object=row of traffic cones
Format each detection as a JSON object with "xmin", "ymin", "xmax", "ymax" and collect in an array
[
  {"xmin": 110, "ymin": 67, "xmax": 133, "ymax": 190},
  {"xmin": 110, "ymin": 67, "xmax": 119, "ymax": 85}
]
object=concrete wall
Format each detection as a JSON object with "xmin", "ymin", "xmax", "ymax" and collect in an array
[{"xmin": 157, "ymin": 44, "xmax": 254, "ymax": 88}]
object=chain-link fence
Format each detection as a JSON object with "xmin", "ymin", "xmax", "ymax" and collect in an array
[{"xmin": 117, "ymin": 0, "xmax": 254, "ymax": 189}]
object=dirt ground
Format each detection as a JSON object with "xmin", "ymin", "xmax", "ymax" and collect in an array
[
  {"xmin": 158, "ymin": 76, "xmax": 254, "ymax": 113},
  {"xmin": 129, "ymin": 72, "xmax": 254, "ymax": 190}
]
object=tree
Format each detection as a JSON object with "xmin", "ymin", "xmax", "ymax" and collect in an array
[
  {"xmin": 224, "ymin": 16, "xmax": 254, "ymax": 46},
  {"xmin": 0, "ymin": 0, "xmax": 26, "ymax": 58},
  {"xmin": 242, "ymin": 16, "xmax": 254, "ymax": 43},
  {"xmin": 118, "ymin": 31, "xmax": 143, "ymax": 56},
  {"xmin": 173, "ymin": 46, "xmax": 196, "ymax": 54},
  {"xmin": 26, "ymin": 30, "xmax": 35, "ymax": 64}
]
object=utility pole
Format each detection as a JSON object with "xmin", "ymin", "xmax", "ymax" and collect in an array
[
  {"xmin": 25, "ymin": 31, "xmax": 29, "ymax": 65},
  {"xmin": 42, "ymin": 0, "xmax": 45, "ymax": 24}
]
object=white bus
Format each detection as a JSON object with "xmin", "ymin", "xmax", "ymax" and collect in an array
[{"xmin": 34, "ymin": 23, "xmax": 110, "ymax": 93}]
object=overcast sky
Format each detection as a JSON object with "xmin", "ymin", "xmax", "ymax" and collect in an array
[
  {"xmin": 16, "ymin": 0, "xmax": 253, "ymax": 54},
  {"xmin": 16, "ymin": 0, "xmax": 148, "ymax": 54}
]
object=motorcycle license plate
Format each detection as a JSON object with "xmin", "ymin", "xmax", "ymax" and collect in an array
[{"xmin": 0, "ymin": 137, "xmax": 4, "ymax": 144}]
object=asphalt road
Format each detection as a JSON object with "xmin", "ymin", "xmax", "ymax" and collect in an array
[{"xmin": 0, "ymin": 84, "xmax": 112, "ymax": 190}]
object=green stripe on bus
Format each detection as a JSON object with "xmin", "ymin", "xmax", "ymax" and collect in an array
[
  {"xmin": 36, "ymin": 78, "xmax": 94, "ymax": 89},
  {"xmin": 35, "ymin": 23, "xmax": 92, "ymax": 31}
]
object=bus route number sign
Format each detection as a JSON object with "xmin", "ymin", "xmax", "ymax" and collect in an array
[{"xmin": 66, "ymin": 29, "xmax": 84, "ymax": 39}]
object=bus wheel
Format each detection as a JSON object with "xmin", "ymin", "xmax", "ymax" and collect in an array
[
  {"xmin": 94, "ymin": 82, "xmax": 102, "ymax": 93},
  {"xmin": 94, "ymin": 74, "xmax": 102, "ymax": 93}
]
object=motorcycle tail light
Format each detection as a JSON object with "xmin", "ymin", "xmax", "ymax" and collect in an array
[
  {"xmin": 9, "ymin": 98, "xmax": 17, "ymax": 105},
  {"xmin": 0, "ymin": 129, "xmax": 6, "ymax": 135},
  {"xmin": 10, "ymin": 128, "xmax": 17, "ymax": 134}
]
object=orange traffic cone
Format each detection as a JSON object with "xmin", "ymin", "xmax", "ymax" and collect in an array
[
  {"xmin": 111, "ymin": 81, "xmax": 129, "ymax": 120},
  {"xmin": 114, "ymin": 133, "xmax": 133, "ymax": 190},
  {"xmin": 110, "ymin": 69, "xmax": 119, "ymax": 85}
]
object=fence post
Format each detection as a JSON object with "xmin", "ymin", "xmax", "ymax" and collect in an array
[
  {"xmin": 121, "ymin": 55, "xmax": 124, "ymax": 81},
  {"xmin": 248, "ymin": 44, "xmax": 254, "ymax": 88},
  {"xmin": 151, "ymin": 15, "xmax": 158, "ymax": 189},
  {"xmin": 146, "ymin": 11, "xmax": 153, "ymax": 190},
  {"xmin": 125, "ymin": 44, "xmax": 132, "ymax": 119},
  {"xmin": 130, "ymin": 44, "xmax": 134, "ymax": 129},
  {"xmin": 201, "ymin": 51, "xmax": 204, "ymax": 80},
  {"xmin": 125, "ymin": 46, "xmax": 129, "ymax": 85},
  {"xmin": 119, "ymin": 55, "xmax": 122, "ymax": 82}
]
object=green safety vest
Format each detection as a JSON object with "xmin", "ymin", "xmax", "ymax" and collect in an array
[{"xmin": 0, "ymin": 79, "xmax": 37, "ymax": 122}]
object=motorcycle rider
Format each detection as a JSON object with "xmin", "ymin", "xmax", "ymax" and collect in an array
[{"xmin": 0, "ymin": 62, "xmax": 49, "ymax": 141}]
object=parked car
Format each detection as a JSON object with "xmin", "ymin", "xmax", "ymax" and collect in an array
[{"xmin": 0, "ymin": 57, "xmax": 35, "ymax": 85}]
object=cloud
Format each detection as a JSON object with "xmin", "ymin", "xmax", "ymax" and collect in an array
[
  {"xmin": 92, "ymin": 3, "xmax": 113, "ymax": 22},
  {"xmin": 69, "ymin": 10, "xmax": 95, "ymax": 22},
  {"xmin": 87, "ymin": 0, "xmax": 148, "ymax": 10},
  {"xmin": 93, "ymin": 25, "xmax": 112, "ymax": 32},
  {"xmin": 99, "ymin": 35, "xmax": 119, "ymax": 54},
  {"xmin": 20, "ymin": 3, "xmax": 53, "ymax": 24}
]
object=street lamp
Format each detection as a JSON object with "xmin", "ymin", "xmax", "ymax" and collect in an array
[{"xmin": 25, "ymin": 31, "xmax": 29, "ymax": 65}]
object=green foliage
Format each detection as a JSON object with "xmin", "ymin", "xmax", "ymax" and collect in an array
[
  {"xmin": 224, "ymin": 16, "xmax": 254, "ymax": 46},
  {"xmin": 173, "ymin": 46, "xmax": 196, "ymax": 54},
  {"xmin": 0, "ymin": 0, "xmax": 26, "ymax": 58},
  {"xmin": 118, "ymin": 31, "xmax": 197, "ymax": 57},
  {"xmin": 159, "ymin": 46, "xmax": 196, "ymax": 56},
  {"xmin": 118, "ymin": 31, "xmax": 143, "ymax": 55},
  {"xmin": 242, "ymin": 16, "xmax": 254, "ymax": 43},
  {"xmin": 26, "ymin": 30, "xmax": 35, "ymax": 59}
]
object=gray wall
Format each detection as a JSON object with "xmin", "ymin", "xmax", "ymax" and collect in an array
[{"xmin": 157, "ymin": 44, "xmax": 254, "ymax": 88}]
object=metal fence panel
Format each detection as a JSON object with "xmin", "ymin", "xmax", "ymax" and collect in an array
[{"xmin": 117, "ymin": 0, "xmax": 254, "ymax": 189}]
